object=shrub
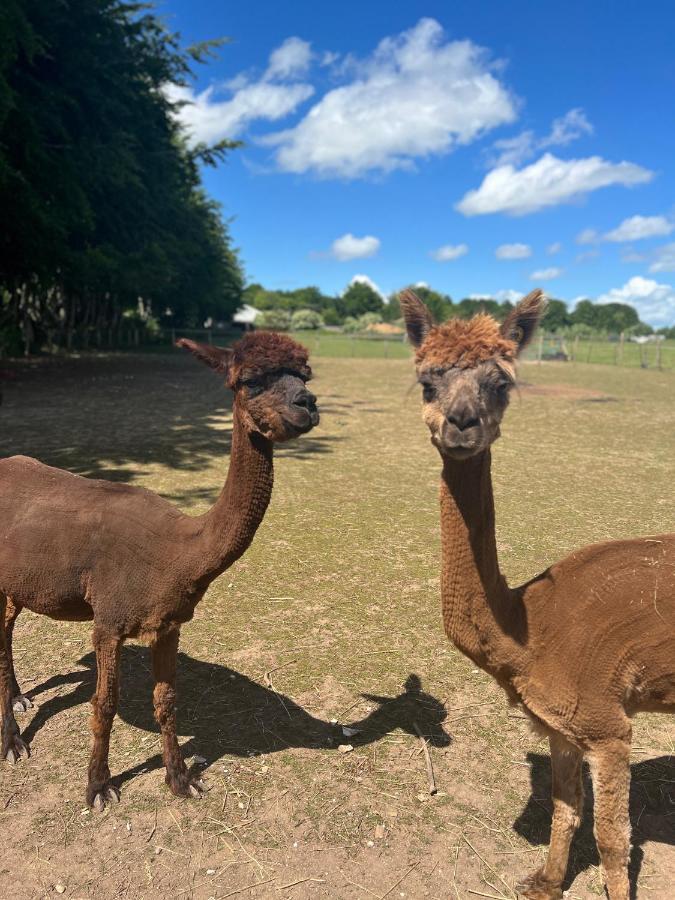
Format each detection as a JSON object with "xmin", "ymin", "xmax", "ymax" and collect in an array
[
  {"xmin": 291, "ymin": 308, "xmax": 324, "ymax": 330},
  {"xmin": 256, "ymin": 309, "xmax": 291, "ymax": 331}
]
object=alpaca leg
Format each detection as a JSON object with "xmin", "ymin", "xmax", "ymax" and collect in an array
[
  {"xmin": 87, "ymin": 628, "xmax": 122, "ymax": 810},
  {"xmin": 151, "ymin": 627, "xmax": 206, "ymax": 799},
  {"xmin": 0, "ymin": 593, "xmax": 29, "ymax": 763},
  {"xmin": 588, "ymin": 741, "xmax": 631, "ymax": 900},
  {"xmin": 517, "ymin": 734, "xmax": 583, "ymax": 899},
  {"xmin": 4, "ymin": 599, "xmax": 32, "ymax": 712}
]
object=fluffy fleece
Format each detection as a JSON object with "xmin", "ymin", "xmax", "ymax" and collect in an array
[
  {"xmin": 416, "ymin": 315, "xmax": 517, "ymax": 369},
  {"xmin": 230, "ymin": 331, "xmax": 311, "ymax": 385}
]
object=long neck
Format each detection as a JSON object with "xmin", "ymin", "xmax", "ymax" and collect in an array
[
  {"xmin": 195, "ymin": 403, "xmax": 274, "ymax": 583},
  {"xmin": 439, "ymin": 450, "xmax": 527, "ymax": 673}
]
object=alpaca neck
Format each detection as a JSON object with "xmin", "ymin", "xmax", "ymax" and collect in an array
[
  {"xmin": 439, "ymin": 450, "xmax": 527, "ymax": 676},
  {"xmin": 196, "ymin": 403, "xmax": 274, "ymax": 584}
]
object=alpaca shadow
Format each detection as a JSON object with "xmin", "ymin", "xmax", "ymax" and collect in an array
[
  {"xmin": 513, "ymin": 752, "xmax": 675, "ymax": 898},
  {"xmin": 22, "ymin": 649, "xmax": 450, "ymax": 789}
]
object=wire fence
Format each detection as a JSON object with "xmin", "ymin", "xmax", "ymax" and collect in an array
[{"xmin": 10, "ymin": 324, "xmax": 675, "ymax": 371}]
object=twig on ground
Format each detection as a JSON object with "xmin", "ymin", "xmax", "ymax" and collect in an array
[
  {"xmin": 215, "ymin": 877, "xmax": 275, "ymax": 899},
  {"xmin": 145, "ymin": 808, "xmax": 158, "ymax": 843},
  {"xmin": 462, "ymin": 836, "xmax": 515, "ymax": 898},
  {"xmin": 276, "ymin": 877, "xmax": 326, "ymax": 890},
  {"xmin": 379, "ymin": 861, "xmax": 419, "ymax": 899},
  {"xmin": 412, "ymin": 721, "xmax": 437, "ymax": 794}
]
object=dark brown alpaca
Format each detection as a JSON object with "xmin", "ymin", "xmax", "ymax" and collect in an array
[
  {"xmin": 0, "ymin": 331, "xmax": 319, "ymax": 809},
  {"xmin": 399, "ymin": 289, "xmax": 674, "ymax": 900}
]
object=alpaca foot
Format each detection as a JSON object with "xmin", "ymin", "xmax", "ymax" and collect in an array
[
  {"xmin": 12, "ymin": 695, "xmax": 33, "ymax": 713},
  {"xmin": 516, "ymin": 868, "xmax": 563, "ymax": 900},
  {"xmin": 2, "ymin": 734, "xmax": 30, "ymax": 764},
  {"xmin": 165, "ymin": 770, "xmax": 208, "ymax": 799},
  {"xmin": 88, "ymin": 782, "xmax": 120, "ymax": 812}
]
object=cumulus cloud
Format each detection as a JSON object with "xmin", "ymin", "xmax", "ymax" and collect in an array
[
  {"xmin": 264, "ymin": 18, "xmax": 517, "ymax": 178},
  {"xmin": 495, "ymin": 242, "xmax": 531, "ymax": 260},
  {"xmin": 530, "ymin": 267, "xmax": 563, "ymax": 281},
  {"xmin": 456, "ymin": 153, "xmax": 653, "ymax": 217},
  {"xmin": 489, "ymin": 108, "xmax": 593, "ymax": 168},
  {"xmin": 431, "ymin": 243, "xmax": 469, "ymax": 262},
  {"xmin": 329, "ymin": 233, "xmax": 381, "ymax": 261},
  {"xmin": 596, "ymin": 276, "xmax": 675, "ymax": 326},
  {"xmin": 604, "ymin": 215, "xmax": 674, "ymax": 242},
  {"xmin": 649, "ymin": 242, "xmax": 675, "ymax": 273},
  {"xmin": 547, "ymin": 242, "xmax": 562, "ymax": 255},
  {"xmin": 166, "ymin": 37, "xmax": 314, "ymax": 145},
  {"xmin": 265, "ymin": 37, "xmax": 312, "ymax": 80}
]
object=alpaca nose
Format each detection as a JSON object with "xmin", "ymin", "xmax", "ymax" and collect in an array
[
  {"xmin": 446, "ymin": 409, "xmax": 480, "ymax": 431},
  {"xmin": 293, "ymin": 388, "xmax": 317, "ymax": 410}
]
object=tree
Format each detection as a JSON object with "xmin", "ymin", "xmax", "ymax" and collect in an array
[
  {"xmin": 542, "ymin": 299, "xmax": 572, "ymax": 332},
  {"xmin": 340, "ymin": 281, "xmax": 384, "ymax": 318},
  {"xmin": 0, "ymin": 0, "xmax": 243, "ymax": 354}
]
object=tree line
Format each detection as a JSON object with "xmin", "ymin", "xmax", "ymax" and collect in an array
[
  {"xmin": 0, "ymin": 1, "xmax": 243, "ymax": 357},
  {"xmin": 244, "ymin": 282, "xmax": 662, "ymax": 336}
]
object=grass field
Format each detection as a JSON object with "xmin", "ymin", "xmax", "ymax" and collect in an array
[{"xmin": 0, "ymin": 350, "xmax": 673, "ymax": 899}]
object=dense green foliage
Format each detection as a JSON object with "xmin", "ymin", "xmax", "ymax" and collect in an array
[
  {"xmin": 0, "ymin": 0, "xmax": 243, "ymax": 355},
  {"xmin": 248, "ymin": 279, "xmax": 655, "ymax": 335}
]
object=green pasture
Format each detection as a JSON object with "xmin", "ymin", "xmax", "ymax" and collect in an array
[{"xmin": 0, "ymin": 351, "xmax": 673, "ymax": 898}]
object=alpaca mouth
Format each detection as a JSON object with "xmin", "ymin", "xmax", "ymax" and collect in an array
[{"xmin": 286, "ymin": 407, "xmax": 320, "ymax": 436}]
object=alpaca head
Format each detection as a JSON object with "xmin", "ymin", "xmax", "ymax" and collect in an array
[
  {"xmin": 400, "ymin": 289, "xmax": 546, "ymax": 460},
  {"xmin": 177, "ymin": 331, "xmax": 319, "ymax": 442}
]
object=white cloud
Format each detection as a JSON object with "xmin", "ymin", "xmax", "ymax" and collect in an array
[
  {"xmin": 456, "ymin": 153, "xmax": 654, "ymax": 217},
  {"xmin": 264, "ymin": 18, "xmax": 517, "ymax": 178},
  {"xmin": 489, "ymin": 108, "xmax": 593, "ymax": 168},
  {"xmin": 166, "ymin": 37, "xmax": 314, "ymax": 145},
  {"xmin": 330, "ymin": 233, "xmax": 381, "ymax": 261},
  {"xmin": 346, "ymin": 274, "xmax": 386, "ymax": 300},
  {"xmin": 494, "ymin": 289, "xmax": 525, "ymax": 303},
  {"xmin": 495, "ymin": 242, "xmax": 532, "ymax": 260},
  {"xmin": 530, "ymin": 267, "xmax": 563, "ymax": 281},
  {"xmin": 649, "ymin": 242, "xmax": 675, "ymax": 273},
  {"xmin": 621, "ymin": 249, "xmax": 648, "ymax": 264},
  {"xmin": 265, "ymin": 37, "xmax": 312, "ymax": 80},
  {"xmin": 431, "ymin": 243, "xmax": 469, "ymax": 262},
  {"xmin": 576, "ymin": 228, "xmax": 600, "ymax": 245},
  {"xmin": 604, "ymin": 215, "xmax": 674, "ymax": 242},
  {"xmin": 547, "ymin": 241, "xmax": 562, "ymax": 255},
  {"xmin": 597, "ymin": 276, "xmax": 675, "ymax": 326}
]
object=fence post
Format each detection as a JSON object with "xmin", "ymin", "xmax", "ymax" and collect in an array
[
  {"xmin": 618, "ymin": 331, "xmax": 624, "ymax": 366},
  {"xmin": 656, "ymin": 338, "xmax": 662, "ymax": 370}
]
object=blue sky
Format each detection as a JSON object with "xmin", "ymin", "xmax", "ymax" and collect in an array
[{"xmin": 161, "ymin": 0, "xmax": 675, "ymax": 325}]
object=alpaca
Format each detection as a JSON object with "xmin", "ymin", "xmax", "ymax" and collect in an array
[
  {"xmin": 399, "ymin": 289, "xmax": 674, "ymax": 900},
  {"xmin": 0, "ymin": 331, "xmax": 319, "ymax": 809}
]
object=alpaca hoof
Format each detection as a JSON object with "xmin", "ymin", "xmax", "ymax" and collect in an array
[
  {"xmin": 12, "ymin": 695, "xmax": 33, "ymax": 713},
  {"xmin": 516, "ymin": 868, "xmax": 562, "ymax": 900},
  {"xmin": 90, "ymin": 784, "xmax": 120, "ymax": 811},
  {"xmin": 167, "ymin": 772, "xmax": 208, "ymax": 799},
  {"xmin": 3, "ymin": 736, "xmax": 30, "ymax": 764}
]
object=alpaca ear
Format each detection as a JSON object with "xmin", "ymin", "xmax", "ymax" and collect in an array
[
  {"xmin": 399, "ymin": 289, "xmax": 435, "ymax": 348},
  {"xmin": 176, "ymin": 338, "xmax": 234, "ymax": 375},
  {"xmin": 500, "ymin": 289, "xmax": 547, "ymax": 355}
]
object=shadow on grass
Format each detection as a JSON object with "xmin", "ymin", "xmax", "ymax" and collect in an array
[
  {"xmin": 0, "ymin": 352, "xmax": 338, "ymax": 487},
  {"xmin": 22, "ymin": 648, "xmax": 450, "ymax": 789},
  {"xmin": 514, "ymin": 751, "xmax": 675, "ymax": 898}
]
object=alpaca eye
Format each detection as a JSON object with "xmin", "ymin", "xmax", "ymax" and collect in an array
[
  {"xmin": 422, "ymin": 382, "xmax": 436, "ymax": 402},
  {"xmin": 243, "ymin": 379, "xmax": 264, "ymax": 397}
]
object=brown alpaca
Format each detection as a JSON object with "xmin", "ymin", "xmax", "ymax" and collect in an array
[
  {"xmin": 399, "ymin": 289, "xmax": 674, "ymax": 900},
  {"xmin": 0, "ymin": 331, "xmax": 319, "ymax": 809}
]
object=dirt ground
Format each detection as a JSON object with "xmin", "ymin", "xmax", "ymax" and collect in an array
[{"xmin": 0, "ymin": 351, "xmax": 673, "ymax": 899}]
